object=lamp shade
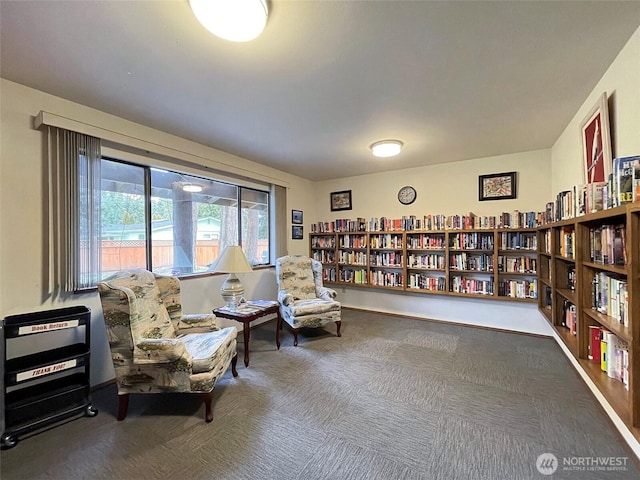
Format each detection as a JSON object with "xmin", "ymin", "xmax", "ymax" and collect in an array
[
  {"xmin": 189, "ymin": 0, "xmax": 268, "ymax": 42},
  {"xmin": 210, "ymin": 245, "xmax": 253, "ymax": 273}
]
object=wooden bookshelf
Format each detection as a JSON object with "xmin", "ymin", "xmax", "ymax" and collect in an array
[
  {"xmin": 537, "ymin": 204, "xmax": 639, "ymax": 440},
  {"xmin": 309, "ymin": 227, "xmax": 538, "ymax": 302}
]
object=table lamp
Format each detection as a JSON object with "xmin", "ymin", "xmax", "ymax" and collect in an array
[{"xmin": 210, "ymin": 245, "xmax": 253, "ymax": 311}]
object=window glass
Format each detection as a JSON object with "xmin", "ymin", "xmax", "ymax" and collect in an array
[
  {"xmin": 98, "ymin": 159, "xmax": 271, "ymax": 279},
  {"xmin": 241, "ymin": 188, "xmax": 270, "ymax": 265},
  {"xmin": 100, "ymin": 160, "xmax": 147, "ymax": 278}
]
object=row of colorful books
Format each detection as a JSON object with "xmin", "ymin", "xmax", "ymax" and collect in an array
[
  {"xmin": 592, "ymin": 272, "xmax": 628, "ymax": 326},
  {"xmin": 497, "ymin": 256, "xmax": 537, "ymax": 274},
  {"xmin": 589, "ymin": 224, "xmax": 626, "ymax": 266},
  {"xmin": 543, "ymin": 154, "xmax": 640, "ymax": 223},
  {"xmin": 311, "ymin": 210, "xmax": 543, "ymax": 233},
  {"xmin": 407, "ymin": 274, "xmax": 446, "ymax": 291},
  {"xmin": 497, "ymin": 231, "xmax": 537, "ymax": 251},
  {"xmin": 450, "ymin": 253, "xmax": 493, "ymax": 272},
  {"xmin": 497, "ymin": 279, "xmax": 537, "ymax": 299},
  {"xmin": 588, "ymin": 326, "xmax": 629, "ymax": 388},
  {"xmin": 407, "ymin": 253, "xmax": 445, "ymax": 269}
]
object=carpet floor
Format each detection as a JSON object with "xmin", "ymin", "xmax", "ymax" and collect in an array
[{"xmin": 1, "ymin": 308, "xmax": 638, "ymax": 479}]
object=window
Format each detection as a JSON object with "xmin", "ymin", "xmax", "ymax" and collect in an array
[{"xmin": 98, "ymin": 158, "xmax": 271, "ymax": 280}]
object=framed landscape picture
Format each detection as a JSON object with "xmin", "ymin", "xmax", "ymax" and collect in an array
[
  {"xmin": 330, "ymin": 190, "xmax": 352, "ymax": 211},
  {"xmin": 479, "ymin": 172, "xmax": 517, "ymax": 201},
  {"xmin": 292, "ymin": 225, "xmax": 303, "ymax": 240},
  {"xmin": 292, "ymin": 209, "xmax": 303, "ymax": 224},
  {"xmin": 580, "ymin": 92, "xmax": 612, "ymax": 184}
]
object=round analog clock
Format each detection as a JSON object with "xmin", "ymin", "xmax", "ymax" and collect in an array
[{"xmin": 398, "ymin": 185, "xmax": 417, "ymax": 205}]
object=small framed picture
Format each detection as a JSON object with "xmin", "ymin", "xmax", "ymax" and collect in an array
[
  {"xmin": 479, "ymin": 172, "xmax": 517, "ymax": 201},
  {"xmin": 580, "ymin": 92, "xmax": 612, "ymax": 184},
  {"xmin": 292, "ymin": 225, "xmax": 303, "ymax": 240},
  {"xmin": 292, "ymin": 209, "xmax": 303, "ymax": 224},
  {"xmin": 330, "ymin": 190, "xmax": 352, "ymax": 211}
]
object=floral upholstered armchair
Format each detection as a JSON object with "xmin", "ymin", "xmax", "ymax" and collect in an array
[
  {"xmin": 275, "ymin": 255, "xmax": 341, "ymax": 347},
  {"xmin": 97, "ymin": 269, "xmax": 238, "ymax": 422}
]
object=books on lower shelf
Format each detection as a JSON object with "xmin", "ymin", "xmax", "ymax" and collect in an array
[
  {"xmin": 589, "ymin": 326, "xmax": 629, "ymax": 389},
  {"xmin": 450, "ymin": 276, "xmax": 494, "ymax": 295},
  {"xmin": 498, "ymin": 279, "xmax": 537, "ymax": 299}
]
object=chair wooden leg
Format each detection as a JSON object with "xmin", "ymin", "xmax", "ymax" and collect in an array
[
  {"xmin": 293, "ymin": 328, "xmax": 299, "ymax": 346},
  {"xmin": 336, "ymin": 320, "xmax": 342, "ymax": 337},
  {"xmin": 117, "ymin": 393, "xmax": 129, "ymax": 421},
  {"xmin": 202, "ymin": 392, "xmax": 214, "ymax": 423},
  {"xmin": 231, "ymin": 353, "xmax": 238, "ymax": 377},
  {"xmin": 276, "ymin": 314, "xmax": 282, "ymax": 350}
]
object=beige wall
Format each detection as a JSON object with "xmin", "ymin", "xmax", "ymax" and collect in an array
[
  {"xmin": 0, "ymin": 79, "xmax": 315, "ymax": 385},
  {"xmin": 314, "ymin": 149, "xmax": 551, "ymax": 222},
  {"xmin": 551, "ymin": 26, "xmax": 640, "ymax": 193}
]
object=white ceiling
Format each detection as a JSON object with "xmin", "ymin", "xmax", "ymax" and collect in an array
[{"xmin": 1, "ymin": 1, "xmax": 639, "ymax": 181}]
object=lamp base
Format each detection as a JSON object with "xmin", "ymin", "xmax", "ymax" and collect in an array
[{"xmin": 221, "ymin": 273, "xmax": 244, "ymax": 311}]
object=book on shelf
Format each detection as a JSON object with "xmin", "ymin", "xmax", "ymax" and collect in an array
[
  {"xmin": 561, "ymin": 300, "xmax": 577, "ymax": 335},
  {"xmin": 634, "ymin": 158, "xmax": 640, "ymax": 202},
  {"xmin": 588, "ymin": 325, "xmax": 601, "ymax": 362},
  {"xmin": 600, "ymin": 331, "xmax": 608, "ymax": 372},
  {"xmin": 574, "ymin": 184, "xmax": 587, "ymax": 216},
  {"xmin": 566, "ymin": 264, "xmax": 576, "ymax": 291},
  {"xmin": 612, "ymin": 155, "xmax": 640, "ymax": 205},
  {"xmin": 587, "ymin": 181, "xmax": 608, "ymax": 213},
  {"xmin": 543, "ymin": 285, "xmax": 552, "ymax": 308}
]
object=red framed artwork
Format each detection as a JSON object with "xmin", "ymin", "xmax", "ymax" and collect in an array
[{"xmin": 581, "ymin": 92, "xmax": 612, "ymax": 184}]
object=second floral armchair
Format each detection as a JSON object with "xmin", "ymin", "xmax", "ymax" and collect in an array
[{"xmin": 275, "ymin": 255, "xmax": 342, "ymax": 347}]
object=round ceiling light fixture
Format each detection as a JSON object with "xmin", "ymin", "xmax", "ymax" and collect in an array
[
  {"xmin": 182, "ymin": 184, "xmax": 203, "ymax": 193},
  {"xmin": 370, "ymin": 140, "xmax": 403, "ymax": 158},
  {"xmin": 189, "ymin": 0, "xmax": 268, "ymax": 42}
]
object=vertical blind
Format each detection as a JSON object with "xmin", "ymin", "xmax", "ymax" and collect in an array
[{"xmin": 47, "ymin": 127, "xmax": 101, "ymax": 291}]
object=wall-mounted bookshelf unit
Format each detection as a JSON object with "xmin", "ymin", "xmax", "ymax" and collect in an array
[
  {"xmin": 537, "ymin": 204, "xmax": 639, "ymax": 441},
  {"xmin": 309, "ymin": 227, "xmax": 538, "ymax": 303}
]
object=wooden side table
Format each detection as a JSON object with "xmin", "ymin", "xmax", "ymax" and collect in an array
[{"xmin": 213, "ymin": 300, "xmax": 280, "ymax": 367}]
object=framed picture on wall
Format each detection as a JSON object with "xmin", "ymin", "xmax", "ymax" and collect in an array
[
  {"xmin": 330, "ymin": 190, "xmax": 352, "ymax": 211},
  {"xmin": 479, "ymin": 172, "xmax": 517, "ymax": 201},
  {"xmin": 580, "ymin": 92, "xmax": 612, "ymax": 184},
  {"xmin": 292, "ymin": 225, "xmax": 303, "ymax": 240},
  {"xmin": 292, "ymin": 209, "xmax": 303, "ymax": 224}
]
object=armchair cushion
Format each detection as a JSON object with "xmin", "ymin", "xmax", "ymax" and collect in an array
[
  {"xmin": 282, "ymin": 298, "xmax": 340, "ymax": 318},
  {"xmin": 181, "ymin": 327, "xmax": 237, "ymax": 374}
]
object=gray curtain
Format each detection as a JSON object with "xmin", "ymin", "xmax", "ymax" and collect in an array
[
  {"xmin": 272, "ymin": 184, "xmax": 287, "ymax": 260},
  {"xmin": 47, "ymin": 128, "xmax": 101, "ymax": 291}
]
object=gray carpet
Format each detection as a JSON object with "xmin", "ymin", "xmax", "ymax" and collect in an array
[{"xmin": 1, "ymin": 309, "xmax": 638, "ymax": 479}]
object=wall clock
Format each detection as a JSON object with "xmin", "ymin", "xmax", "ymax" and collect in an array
[{"xmin": 398, "ymin": 186, "xmax": 417, "ymax": 205}]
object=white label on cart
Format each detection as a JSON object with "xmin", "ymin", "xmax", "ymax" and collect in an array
[
  {"xmin": 16, "ymin": 359, "xmax": 78, "ymax": 382},
  {"xmin": 18, "ymin": 320, "xmax": 79, "ymax": 335}
]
